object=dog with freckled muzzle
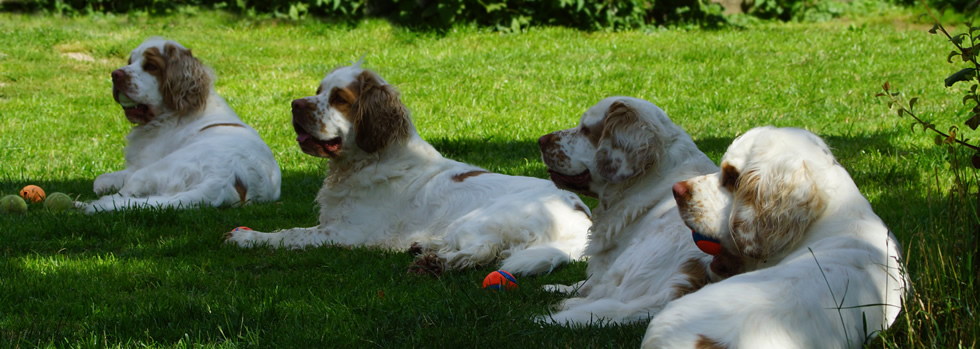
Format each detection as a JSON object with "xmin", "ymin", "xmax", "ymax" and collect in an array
[
  {"xmin": 643, "ymin": 126, "xmax": 906, "ymax": 349},
  {"xmin": 537, "ymin": 96, "xmax": 719, "ymax": 325},
  {"xmin": 83, "ymin": 37, "xmax": 281, "ymax": 213},
  {"xmin": 225, "ymin": 60, "xmax": 592, "ymax": 276}
]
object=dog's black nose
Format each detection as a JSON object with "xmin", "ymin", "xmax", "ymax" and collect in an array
[
  {"xmin": 110, "ymin": 69, "xmax": 125, "ymax": 82},
  {"xmin": 291, "ymin": 99, "xmax": 310, "ymax": 111}
]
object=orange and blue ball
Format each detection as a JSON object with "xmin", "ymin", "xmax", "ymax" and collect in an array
[
  {"xmin": 482, "ymin": 270, "xmax": 518, "ymax": 291},
  {"xmin": 692, "ymin": 231, "xmax": 722, "ymax": 256}
]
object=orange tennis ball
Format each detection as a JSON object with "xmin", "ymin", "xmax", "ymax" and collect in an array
[
  {"xmin": 482, "ymin": 270, "xmax": 518, "ymax": 291},
  {"xmin": 20, "ymin": 185, "xmax": 45, "ymax": 203}
]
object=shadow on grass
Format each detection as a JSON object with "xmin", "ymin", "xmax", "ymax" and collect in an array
[
  {"xmin": 0, "ymin": 129, "xmax": 929, "ymax": 230},
  {"xmin": 0, "ymin": 129, "xmax": 935, "ymax": 259},
  {"xmin": 0, "ymin": 169, "xmax": 324, "ymax": 257},
  {"xmin": 0, "ymin": 169, "xmax": 323, "ymax": 205},
  {"xmin": 0, "ymin": 130, "xmax": 953, "ymax": 347}
]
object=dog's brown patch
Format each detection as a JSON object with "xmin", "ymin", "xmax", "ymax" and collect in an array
[
  {"xmin": 233, "ymin": 176, "xmax": 248, "ymax": 204},
  {"xmin": 709, "ymin": 249, "xmax": 746, "ymax": 279},
  {"xmin": 696, "ymin": 335, "xmax": 728, "ymax": 349},
  {"xmin": 351, "ymin": 70, "xmax": 411, "ymax": 153},
  {"xmin": 144, "ymin": 43, "xmax": 211, "ymax": 116},
  {"xmin": 595, "ymin": 100, "xmax": 663, "ymax": 183},
  {"xmin": 199, "ymin": 123, "xmax": 245, "ymax": 132},
  {"xmin": 328, "ymin": 86, "xmax": 358, "ymax": 119},
  {"xmin": 452, "ymin": 170, "xmax": 489, "ymax": 182},
  {"xmin": 409, "ymin": 253, "xmax": 446, "ymax": 277},
  {"xmin": 141, "ymin": 46, "xmax": 167, "ymax": 81},
  {"xmin": 720, "ymin": 162, "xmax": 739, "ymax": 191},
  {"xmin": 673, "ymin": 258, "xmax": 711, "ymax": 298},
  {"xmin": 730, "ymin": 163, "xmax": 823, "ymax": 262}
]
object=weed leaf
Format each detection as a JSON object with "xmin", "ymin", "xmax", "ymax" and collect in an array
[
  {"xmin": 946, "ymin": 68, "xmax": 976, "ymax": 87},
  {"xmin": 967, "ymin": 113, "xmax": 980, "ymax": 130}
]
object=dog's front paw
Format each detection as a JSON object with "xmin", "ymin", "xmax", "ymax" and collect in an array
[
  {"xmin": 93, "ymin": 171, "xmax": 127, "ymax": 195},
  {"xmin": 408, "ymin": 242, "xmax": 432, "ymax": 256},
  {"xmin": 409, "ymin": 252, "xmax": 446, "ymax": 277},
  {"xmin": 75, "ymin": 200, "xmax": 95, "ymax": 214}
]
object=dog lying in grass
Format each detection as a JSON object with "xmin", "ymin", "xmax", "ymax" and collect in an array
[
  {"xmin": 83, "ymin": 37, "xmax": 281, "ymax": 213},
  {"xmin": 225, "ymin": 61, "xmax": 591, "ymax": 276},
  {"xmin": 644, "ymin": 126, "xmax": 906, "ymax": 348}
]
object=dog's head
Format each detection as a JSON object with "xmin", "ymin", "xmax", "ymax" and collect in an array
[
  {"xmin": 538, "ymin": 97, "xmax": 678, "ymax": 198},
  {"xmin": 672, "ymin": 126, "xmax": 833, "ymax": 278},
  {"xmin": 290, "ymin": 63, "xmax": 411, "ymax": 159},
  {"xmin": 111, "ymin": 37, "xmax": 213, "ymax": 124}
]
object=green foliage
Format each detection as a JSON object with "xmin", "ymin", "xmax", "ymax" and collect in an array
[
  {"xmin": 877, "ymin": 19, "xmax": 980, "ymax": 169},
  {"xmin": 9, "ymin": 0, "xmax": 369, "ymax": 20},
  {"xmin": 738, "ymin": 0, "xmax": 886, "ymax": 21},
  {"xmin": 928, "ymin": 0, "xmax": 979, "ymax": 12},
  {"xmin": 4, "ymin": 0, "xmax": 724, "ymax": 30},
  {"xmin": 875, "ymin": 6, "xmax": 980, "ymax": 345},
  {"xmin": 3, "ymin": 0, "xmax": 907, "ymax": 28}
]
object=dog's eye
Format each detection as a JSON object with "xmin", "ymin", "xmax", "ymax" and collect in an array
[
  {"xmin": 143, "ymin": 63, "xmax": 159, "ymax": 72},
  {"xmin": 329, "ymin": 87, "xmax": 354, "ymax": 107},
  {"xmin": 329, "ymin": 92, "xmax": 345, "ymax": 105}
]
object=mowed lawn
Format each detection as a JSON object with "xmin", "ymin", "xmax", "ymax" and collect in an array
[{"xmin": 1, "ymin": 10, "xmax": 975, "ymax": 348}]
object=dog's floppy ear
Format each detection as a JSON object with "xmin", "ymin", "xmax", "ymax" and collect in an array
[
  {"xmin": 595, "ymin": 101, "xmax": 666, "ymax": 182},
  {"xmin": 162, "ymin": 43, "xmax": 212, "ymax": 115},
  {"xmin": 352, "ymin": 70, "xmax": 410, "ymax": 153},
  {"xmin": 730, "ymin": 158, "xmax": 825, "ymax": 261}
]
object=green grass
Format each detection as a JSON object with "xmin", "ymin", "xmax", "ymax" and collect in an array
[{"xmin": 0, "ymin": 10, "xmax": 976, "ymax": 348}]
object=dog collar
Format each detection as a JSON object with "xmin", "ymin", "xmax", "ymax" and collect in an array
[{"xmin": 692, "ymin": 231, "xmax": 722, "ymax": 256}]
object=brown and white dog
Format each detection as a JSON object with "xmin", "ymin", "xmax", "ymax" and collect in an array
[
  {"xmin": 643, "ymin": 126, "xmax": 906, "ymax": 348},
  {"xmin": 537, "ymin": 96, "xmax": 719, "ymax": 325},
  {"xmin": 83, "ymin": 37, "xmax": 281, "ymax": 213},
  {"xmin": 225, "ymin": 61, "xmax": 592, "ymax": 276}
]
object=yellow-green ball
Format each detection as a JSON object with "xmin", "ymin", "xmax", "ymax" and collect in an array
[
  {"xmin": 44, "ymin": 192, "xmax": 74, "ymax": 212},
  {"xmin": 1, "ymin": 194, "xmax": 28, "ymax": 214}
]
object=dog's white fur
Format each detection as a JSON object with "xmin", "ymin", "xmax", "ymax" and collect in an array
[
  {"xmin": 537, "ymin": 97, "xmax": 718, "ymax": 325},
  {"xmin": 643, "ymin": 126, "xmax": 906, "ymax": 348},
  {"xmin": 83, "ymin": 37, "xmax": 281, "ymax": 213},
  {"xmin": 225, "ymin": 62, "xmax": 591, "ymax": 275}
]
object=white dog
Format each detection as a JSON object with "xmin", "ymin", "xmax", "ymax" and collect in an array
[
  {"xmin": 537, "ymin": 97, "xmax": 719, "ymax": 325},
  {"xmin": 84, "ymin": 37, "xmax": 281, "ymax": 213},
  {"xmin": 225, "ymin": 62, "xmax": 591, "ymax": 276},
  {"xmin": 643, "ymin": 126, "xmax": 906, "ymax": 348}
]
